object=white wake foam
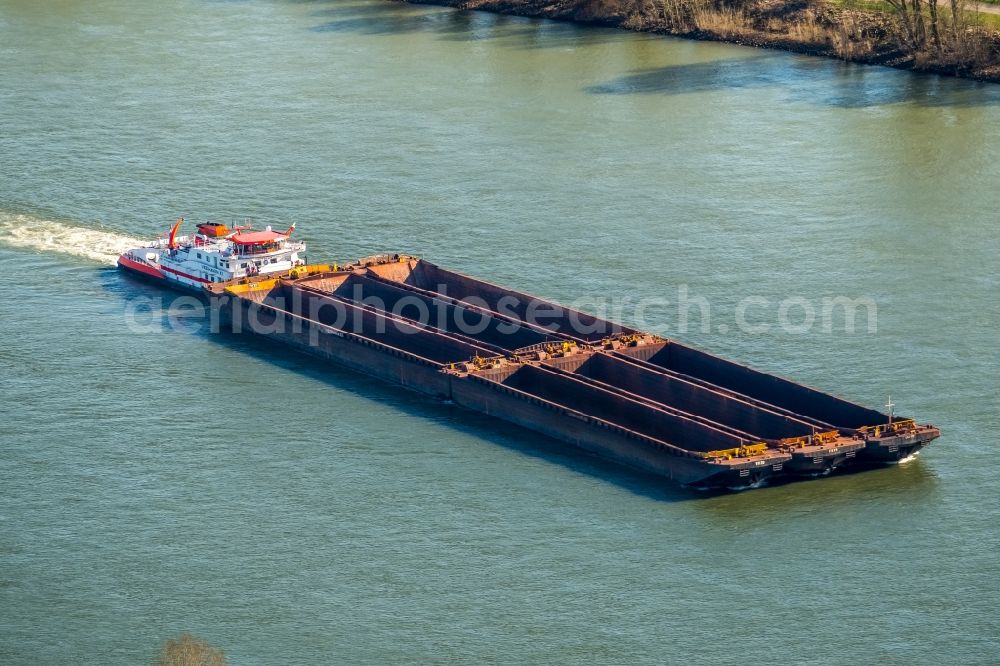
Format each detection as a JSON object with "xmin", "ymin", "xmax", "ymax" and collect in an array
[
  {"xmin": 896, "ymin": 451, "xmax": 921, "ymax": 465},
  {"xmin": 727, "ymin": 477, "xmax": 769, "ymax": 492},
  {"xmin": 0, "ymin": 212, "xmax": 149, "ymax": 265}
]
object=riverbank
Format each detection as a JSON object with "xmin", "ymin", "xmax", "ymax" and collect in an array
[{"xmin": 407, "ymin": 0, "xmax": 1000, "ymax": 81}]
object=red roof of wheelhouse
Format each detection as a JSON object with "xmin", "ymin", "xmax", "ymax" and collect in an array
[{"xmin": 230, "ymin": 231, "xmax": 285, "ymax": 245}]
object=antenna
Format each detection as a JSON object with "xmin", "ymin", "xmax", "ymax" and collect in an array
[{"xmin": 885, "ymin": 395, "xmax": 895, "ymax": 424}]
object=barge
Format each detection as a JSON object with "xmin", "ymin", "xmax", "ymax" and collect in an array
[{"xmin": 182, "ymin": 253, "xmax": 940, "ymax": 489}]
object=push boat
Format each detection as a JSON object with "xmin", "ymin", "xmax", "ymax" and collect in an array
[
  {"xmin": 119, "ymin": 223, "xmax": 940, "ymax": 490},
  {"xmin": 117, "ymin": 218, "xmax": 306, "ymax": 290}
]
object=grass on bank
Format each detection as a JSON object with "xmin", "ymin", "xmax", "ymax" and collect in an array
[
  {"xmin": 973, "ymin": 9, "xmax": 1000, "ymax": 28},
  {"xmin": 831, "ymin": 0, "xmax": 1000, "ymax": 27}
]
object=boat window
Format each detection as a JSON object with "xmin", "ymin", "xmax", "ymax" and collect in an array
[{"xmin": 197, "ymin": 252, "xmax": 202, "ymax": 259}]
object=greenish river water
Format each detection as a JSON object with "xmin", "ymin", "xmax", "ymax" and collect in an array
[{"xmin": 1, "ymin": 0, "xmax": 999, "ymax": 663}]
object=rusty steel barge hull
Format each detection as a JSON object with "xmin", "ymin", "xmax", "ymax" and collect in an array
[{"xmin": 199, "ymin": 256, "xmax": 939, "ymax": 490}]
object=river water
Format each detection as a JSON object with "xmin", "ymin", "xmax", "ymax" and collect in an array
[{"xmin": 1, "ymin": 0, "xmax": 999, "ymax": 663}]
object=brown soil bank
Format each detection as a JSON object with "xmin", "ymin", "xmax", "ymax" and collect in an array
[{"xmin": 405, "ymin": 0, "xmax": 1000, "ymax": 82}]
